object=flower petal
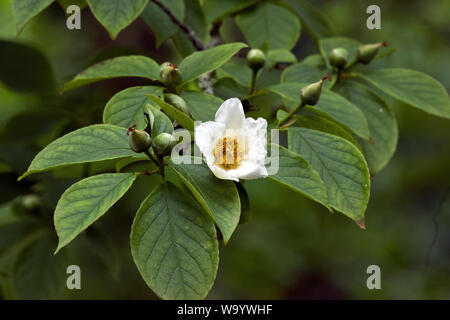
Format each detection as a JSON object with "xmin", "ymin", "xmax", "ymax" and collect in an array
[
  {"xmin": 229, "ymin": 161, "xmax": 268, "ymax": 180},
  {"xmin": 215, "ymin": 98, "xmax": 246, "ymax": 129},
  {"xmin": 207, "ymin": 163, "xmax": 239, "ymax": 182},
  {"xmin": 244, "ymin": 117, "xmax": 268, "ymax": 166},
  {"xmin": 195, "ymin": 121, "xmax": 226, "ymax": 165}
]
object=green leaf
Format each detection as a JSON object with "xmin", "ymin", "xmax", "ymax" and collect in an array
[
  {"xmin": 268, "ymin": 144, "xmax": 330, "ymax": 210},
  {"xmin": 141, "ymin": 0, "xmax": 185, "ymax": 47},
  {"xmin": 169, "ymin": 158, "xmax": 240, "ymax": 244},
  {"xmin": 19, "ymin": 124, "xmax": 136, "ymax": 180},
  {"xmin": 183, "ymin": 0, "xmax": 208, "ymax": 43},
  {"xmin": 288, "ymin": 127, "xmax": 370, "ymax": 224},
  {"xmin": 283, "ymin": 0, "xmax": 334, "ymax": 42},
  {"xmin": 281, "ymin": 62, "xmax": 328, "ymax": 85},
  {"xmin": 216, "ymin": 60, "xmax": 252, "ymax": 88},
  {"xmin": 302, "ymin": 53, "xmax": 325, "ymax": 67},
  {"xmin": 236, "ymin": 2, "xmax": 300, "ymax": 50},
  {"xmin": 11, "ymin": 0, "xmax": 54, "ymax": 34},
  {"xmin": 103, "ymin": 86, "xmax": 164, "ymax": 130},
  {"xmin": 213, "ymin": 77, "xmax": 248, "ymax": 100},
  {"xmin": 0, "ymin": 40, "xmax": 57, "ymax": 94},
  {"xmin": 10, "ymin": 231, "xmax": 69, "ymax": 299},
  {"xmin": 335, "ymin": 81, "xmax": 398, "ymax": 173},
  {"xmin": 267, "ymin": 49, "xmax": 297, "ymax": 67},
  {"xmin": 203, "ymin": 0, "xmax": 256, "ymax": 23},
  {"xmin": 179, "ymin": 42, "xmax": 247, "ymax": 84},
  {"xmin": 87, "ymin": 0, "xmax": 148, "ymax": 39},
  {"xmin": 180, "ymin": 91, "xmax": 223, "ymax": 122},
  {"xmin": 266, "ymin": 83, "xmax": 371, "ymax": 140},
  {"xmin": 148, "ymin": 94, "xmax": 194, "ymax": 132},
  {"xmin": 147, "ymin": 104, "xmax": 174, "ymax": 138},
  {"xmin": 356, "ymin": 68, "xmax": 450, "ymax": 119},
  {"xmin": 130, "ymin": 182, "xmax": 219, "ymax": 300},
  {"xmin": 235, "ymin": 182, "xmax": 251, "ymax": 224},
  {"xmin": 62, "ymin": 55, "xmax": 160, "ymax": 92},
  {"xmin": 54, "ymin": 173, "xmax": 137, "ymax": 252},
  {"xmin": 319, "ymin": 37, "xmax": 362, "ymax": 68}
]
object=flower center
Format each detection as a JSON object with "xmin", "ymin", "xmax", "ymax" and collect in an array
[{"xmin": 213, "ymin": 136, "xmax": 243, "ymax": 170}]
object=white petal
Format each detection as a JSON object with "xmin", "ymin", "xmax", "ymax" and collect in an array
[
  {"xmin": 194, "ymin": 121, "xmax": 225, "ymax": 165},
  {"xmin": 229, "ymin": 161, "xmax": 268, "ymax": 180},
  {"xmin": 207, "ymin": 163, "xmax": 239, "ymax": 182},
  {"xmin": 214, "ymin": 98, "xmax": 246, "ymax": 129},
  {"xmin": 244, "ymin": 117, "xmax": 268, "ymax": 166}
]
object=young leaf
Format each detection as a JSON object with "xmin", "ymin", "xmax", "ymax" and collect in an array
[
  {"xmin": 335, "ymin": 81, "xmax": 398, "ymax": 174},
  {"xmin": 103, "ymin": 86, "xmax": 164, "ymax": 130},
  {"xmin": 169, "ymin": 158, "xmax": 240, "ymax": 244},
  {"xmin": 283, "ymin": 0, "xmax": 334, "ymax": 42},
  {"xmin": 62, "ymin": 56, "xmax": 160, "ymax": 92},
  {"xmin": 54, "ymin": 173, "xmax": 137, "ymax": 252},
  {"xmin": 356, "ymin": 68, "xmax": 450, "ymax": 119},
  {"xmin": 180, "ymin": 91, "xmax": 223, "ymax": 122},
  {"xmin": 179, "ymin": 42, "xmax": 247, "ymax": 84},
  {"xmin": 87, "ymin": 0, "xmax": 148, "ymax": 39},
  {"xmin": 236, "ymin": 2, "xmax": 301, "ymax": 50},
  {"xmin": 140, "ymin": 0, "xmax": 185, "ymax": 47},
  {"xmin": 147, "ymin": 104, "xmax": 174, "ymax": 138},
  {"xmin": 11, "ymin": 0, "xmax": 54, "ymax": 34},
  {"xmin": 319, "ymin": 37, "xmax": 362, "ymax": 68},
  {"xmin": 266, "ymin": 83, "xmax": 371, "ymax": 140},
  {"xmin": 147, "ymin": 94, "xmax": 194, "ymax": 132},
  {"xmin": 130, "ymin": 182, "xmax": 219, "ymax": 300},
  {"xmin": 288, "ymin": 127, "xmax": 370, "ymax": 225},
  {"xmin": 19, "ymin": 124, "xmax": 136, "ymax": 180},
  {"xmin": 268, "ymin": 144, "xmax": 330, "ymax": 211}
]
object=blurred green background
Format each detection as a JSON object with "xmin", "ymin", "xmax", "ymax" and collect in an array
[{"xmin": 0, "ymin": 0, "xmax": 449, "ymax": 299}]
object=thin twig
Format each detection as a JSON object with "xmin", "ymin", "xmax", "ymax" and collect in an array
[{"xmin": 151, "ymin": 0, "xmax": 204, "ymax": 51}]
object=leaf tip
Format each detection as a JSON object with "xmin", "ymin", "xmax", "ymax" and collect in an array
[{"xmin": 356, "ymin": 219, "xmax": 366, "ymax": 230}]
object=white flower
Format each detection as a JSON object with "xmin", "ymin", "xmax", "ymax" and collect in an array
[{"xmin": 195, "ymin": 98, "xmax": 268, "ymax": 182}]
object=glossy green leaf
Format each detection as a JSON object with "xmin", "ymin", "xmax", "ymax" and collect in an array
[
  {"xmin": 283, "ymin": 0, "xmax": 334, "ymax": 42},
  {"xmin": 357, "ymin": 68, "xmax": 450, "ymax": 119},
  {"xmin": 267, "ymin": 49, "xmax": 297, "ymax": 67},
  {"xmin": 20, "ymin": 124, "xmax": 136, "ymax": 180},
  {"xmin": 103, "ymin": 86, "xmax": 164, "ymax": 130},
  {"xmin": 87, "ymin": 0, "xmax": 148, "ymax": 38},
  {"xmin": 179, "ymin": 42, "xmax": 247, "ymax": 84},
  {"xmin": 336, "ymin": 81, "xmax": 398, "ymax": 173},
  {"xmin": 54, "ymin": 173, "xmax": 137, "ymax": 252},
  {"xmin": 319, "ymin": 37, "xmax": 362, "ymax": 68},
  {"xmin": 169, "ymin": 158, "xmax": 240, "ymax": 244},
  {"xmin": 62, "ymin": 56, "xmax": 160, "ymax": 92},
  {"xmin": 266, "ymin": 83, "xmax": 371, "ymax": 140},
  {"xmin": 148, "ymin": 94, "xmax": 194, "ymax": 132},
  {"xmin": 216, "ymin": 60, "xmax": 252, "ymax": 88},
  {"xmin": 203, "ymin": 0, "xmax": 256, "ymax": 23},
  {"xmin": 213, "ymin": 77, "xmax": 248, "ymax": 100},
  {"xmin": 235, "ymin": 182, "xmax": 251, "ymax": 224},
  {"xmin": 140, "ymin": 0, "xmax": 185, "ymax": 47},
  {"xmin": 131, "ymin": 182, "xmax": 219, "ymax": 300},
  {"xmin": 269, "ymin": 144, "xmax": 330, "ymax": 210},
  {"xmin": 180, "ymin": 91, "xmax": 223, "ymax": 122},
  {"xmin": 11, "ymin": 0, "xmax": 54, "ymax": 34},
  {"xmin": 236, "ymin": 2, "xmax": 300, "ymax": 50},
  {"xmin": 281, "ymin": 62, "xmax": 328, "ymax": 85},
  {"xmin": 288, "ymin": 127, "xmax": 370, "ymax": 224}
]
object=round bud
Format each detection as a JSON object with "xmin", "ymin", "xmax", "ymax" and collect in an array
[
  {"xmin": 164, "ymin": 93, "xmax": 190, "ymax": 116},
  {"xmin": 160, "ymin": 62, "xmax": 181, "ymax": 91},
  {"xmin": 300, "ymin": 74, "xmax": 331, "ymax": 106},
  {"xmin": 356, "ymin": 42, "xmax": 387, "ymax": 65},
  {"xmin": 129, "ymin": 129, "xmax": 151, "ymax": 153},
  {"xmin": 329, "ymin": 47, "xmax": 349, "ymax": 69},
  {"xmin": 152, "ymin": 132, "xmax": 176, "ymax": 156},
  {"xmin": 247, "ymin": 49, "xmax": 266, "ymax": 72},
  {"xmin": 21, "ymin": 194, "xmax": 41, "ymax": 211}
]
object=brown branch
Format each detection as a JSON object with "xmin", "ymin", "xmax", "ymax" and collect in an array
[{"xmin": 151, "ymin": 0, "xmax": 204, "ymax": 51}]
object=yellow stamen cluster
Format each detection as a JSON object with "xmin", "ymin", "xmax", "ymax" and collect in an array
[{"xmin": 213, "ymin": 136, "xmax": 243, "ymax": 170}]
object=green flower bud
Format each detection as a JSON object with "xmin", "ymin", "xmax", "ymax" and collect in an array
[
  {"xmin": 128, "ymin": 126, "xmax": 151, "ymax": 153},
  {"xmin": 356, "ymin": 42, "xmax": 388, "ymax": 65},
  {"xmin": 300, "ymin": 74, "xmax": 331, "ymax": 106},
  {"xmin": 164, "ymin": 93, "xmax": 190, "ymax": 116},
  {"xmin": 329, "ymin": 47, "xmax": 349, "ymax": 69},
  {"xmin": 160, "ymin": 62, "xmax": 181, "ymax": 90},
  {"xmin": 21, "ymin": 194, "xmax": 41, "ymax": 211},
  {"xmin": 247, "ymin": 49, "xmax": 266, "ymax": 72},
  {"xmin": 152, "ymin": 132, "xmax": 176, "ymax": 156}
]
